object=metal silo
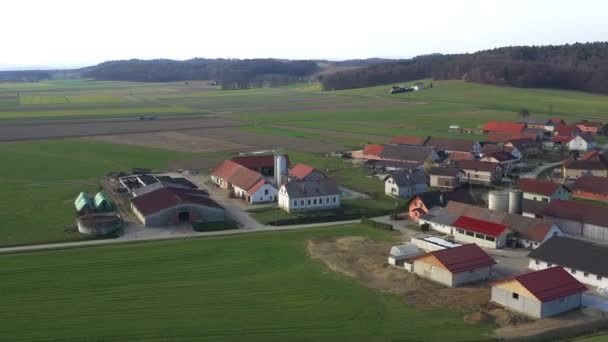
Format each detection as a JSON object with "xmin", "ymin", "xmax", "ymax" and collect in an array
[
  {"xmin": 488, "ymin": 191, "xmax": 509, "ymax": 212},
  {"xmin": 275, "ymin": 154, "xmax": 287, "ymax": 186},
  {"xmin": 508, "ymin": 190, "xmax": 523, "ymax": 215}
]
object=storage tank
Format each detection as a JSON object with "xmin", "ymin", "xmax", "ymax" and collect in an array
[
  {"xmin": 508, "ymin": 190, "xmax": 523, "ymax": 215},
  {"xmin": 488, "ymin": 191, "xmax": 509, "ymax": 212},
  {"xmin": 275, "ymin": 154, "xmax": 287, "ymax": 186}
]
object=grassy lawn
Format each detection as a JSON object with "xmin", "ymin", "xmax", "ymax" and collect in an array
[
  {"xmin": 0, "ymin": 140, "xmax": 193, "ymax": 246},
  {"xmin": 0, "ymin": 225, "xmax": 494, "ymax": 341}
]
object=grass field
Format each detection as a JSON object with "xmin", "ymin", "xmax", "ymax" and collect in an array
[
  {"xmin": 0, "ymin": 140, "xmax": 192, "ymax": 246},
  {"xmin": 0, "ymin": 225, "xmax": 494, "ymax": 341}
]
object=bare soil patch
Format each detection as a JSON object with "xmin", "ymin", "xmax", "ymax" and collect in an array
[{"xmin": 88, "ymin": 131, "xmax": 251, "ymax": 153}]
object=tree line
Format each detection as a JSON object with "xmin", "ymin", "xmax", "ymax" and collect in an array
[{"xmin": 319, "ymin": 42, "xmax": 608, "ymax": 94}]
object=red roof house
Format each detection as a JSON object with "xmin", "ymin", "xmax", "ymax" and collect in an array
[
  {"xmin": 483, "ymin": 121, "xmax": 526, "ymax": 134},
  {"xmin": 211, "ymin": 160, "xmax": 277, "ymax": 204},
  {"xmin": 570, "ymin": 176, "xmax": 608, "ymax": 202},
  {"xmin": 289, "ymin": 163, "xmax": 326, "ymax": 181},
  {"xmin": 452, "ymin": 216, "xmax": 508, "ymax": 237},
  {"xmin": 554, "ymin": 125, "xmax": 581, "ymax": 138},
  {"xmin": 517, "ymin": 178, "xmax": 568, "ymax": 199}
]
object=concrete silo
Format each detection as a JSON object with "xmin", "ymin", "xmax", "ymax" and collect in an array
[
  {"xmin": 508, "ymin": 190, "xmax": 523, "ymax": 215},
  {"xmin": 488, "ymin": 191, "xmax": 509, "ymax": 212},
  {"xmin": 274, "ymin": 154, "xmax": 288, "ymax": 186}
]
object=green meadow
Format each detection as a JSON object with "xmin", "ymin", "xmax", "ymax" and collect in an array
[{"xmin": 0, "ymin": 225, "xmax": 494, "ymax": 341}]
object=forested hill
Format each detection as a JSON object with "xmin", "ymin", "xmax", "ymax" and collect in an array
[
  {"xmin": 320, "ymin": 42, "xmax": 608, "ymax": 94},
  {"xmin": 80, "ymin": 58, "xmax": 320, "ymax": 89}
]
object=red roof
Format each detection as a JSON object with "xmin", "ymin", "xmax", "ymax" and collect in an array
[
  {"xmin": 541, "ymin": 199, "xmax": 608, "ymax": 228},
  {"xmin": 418, "ymin": 244, "xmax": 496, "ymax": 273},
  {"xmin": 580, "ymin": 150, "xmax": 600, "ymax": 161},
  {"xmin": 552, "ymin": 136, "xmax": 574, "ymax": 143},
  {"xmin": 572, "ymin": 176, "xmax": 608, "ymax": 195},
  {"xmin": 483, "ymin": 121, "xmax": 525, "ymax": 133},
  {"xmin": 289, "ymin": 163, "xmax": 316, "ymax": 180},
  {"xmin": 487, "ymin": 132, "xmax": 538, "ymax": 143},
  {"xmin": 131, "ymin": 187, "xmax": 222, "ymax": 216},
  {"xmin": 211, "ymin": 160, "xmax": 265, "ymax": 192},
  {"xmin": 577, "ymin": 121, "xmax": 603, "ymax": 128},
  {"xmin": 549, "ymin": 118, "xmax": 565, "ymax": 125},
  {"xmin": 517, "ymin": 178, "xmax": 563, "ymax": 196},
  {"xmin": 231, "ymin": 154, "xmax": 291, "ymax": 169},
  {"xmin": 452, "ymin": 216, "xmax": 508, "ymax": 237},
  {"xmin": 390, "ymin": 136, "xmax": 429, "ymax": 145},
  {"xmin": 554, "ymin": 125, "xmax": 580, "ymax": 137},
  {"xmin": 363, "ymin": 144, "xmax": 385, "ymax": 156},
  {"xmin": 507, "ymin": 267, "xmax": 587, "ymax": 302},
  {"xmin": 248, "ymin": 179, "xmax": 268, "ymax": 195}
]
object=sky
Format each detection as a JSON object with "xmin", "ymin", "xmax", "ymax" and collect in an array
[{"xmin": 2, "ymin": 0, "xmax": 607, "ymax": 69}]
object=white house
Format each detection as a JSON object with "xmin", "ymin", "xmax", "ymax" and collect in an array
[
  {"xmin": 384, "ymin": 169, "xmax": 428, "ymax": 198},
  {"xmin": 211, "ymin": 160, "xmax": 277, "ymax": 204},
  {"xmin": 568, "ymin": 134, "xmax": 597, "ymax": 152},
  {"xmin": 278, "ymin": 179, "xmax": 340, "ymax": 212}
]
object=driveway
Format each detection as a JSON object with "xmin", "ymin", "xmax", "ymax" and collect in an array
[{"xmin": 519, "ymin": 161, "xmax": 562, "ymax": 179}]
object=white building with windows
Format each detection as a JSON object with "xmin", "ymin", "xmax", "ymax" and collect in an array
[
  {"xmin": 278, "ymin": 179, "xmax": 341, "ymax": 212},
  {"xmin": 384, "ymin": 169, "xmax": 428, "ymax": 198}
]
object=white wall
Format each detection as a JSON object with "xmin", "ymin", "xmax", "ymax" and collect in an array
[
  {"xmin": 568, "ymin": 136, "xmax": 595, "ymax": 151},
  {"xmin": 453, "ymin": 229, "xmax": 507, "ymax": 249},
  {"xmin": 249, "ymin": 183, "xmax": 277, "ymax": 204},
  {"xmin": 278, "ymin": 186, "xmax": 340, "ymax": 212},
  {"xmin": 385, "ymin": 178, "xmax": 428, "ymax": 198},
  {"xmin": 529, "ymin": 258, "xmax": 608, "ymax": 289}
]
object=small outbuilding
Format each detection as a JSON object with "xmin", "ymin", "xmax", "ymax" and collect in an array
[
  {"xmin": 412, "ymin": 244, "xmax": 496, "ymax": 287},
  {"xmin": 388, "ymin": 243, "xmax": 422, "ymax": 268},
  {"xmin": 491, "ymin": 267, "xmax": 587, "ymax": 319}
]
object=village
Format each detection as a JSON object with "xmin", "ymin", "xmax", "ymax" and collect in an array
[{"xmin": 64, "ymin": 112, "xmax": 608, "ymax": 337}]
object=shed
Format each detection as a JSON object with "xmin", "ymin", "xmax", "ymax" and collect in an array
[{"xmin": 388, "ymin": 243, "xmax": 422, "ymax": 267}]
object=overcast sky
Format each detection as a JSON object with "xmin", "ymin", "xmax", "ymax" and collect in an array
[{"xmin": 2, "ymin": 0, "xmax": 607, "ymax": 69}]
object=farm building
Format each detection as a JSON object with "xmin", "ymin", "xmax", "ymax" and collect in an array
[
  {"xmin": 570, "ymin": 176, "xmax": 608, "ymax": 202},
  {"xmin": 576, "ymin": 120, "xmax": 603, "ymax": 135},
  {"xmin": 407, "ymin": 189, "xmax": 475, "ymax": 221},
  {"xmin": 429, "ymin": 167, "xmax": 464, "ymax": 189},
  {"xmin": 522, "ymin": 199, "xmax": 550, "ymax": 218},
  {"xmin": 211, "ymin": 160, "xmax": 277, "ymax": 204},
  {"xmin": 505, "ymin": 138, "xmax": 541, "ymax": 156},
  {"xmin": 481, "ymin": 143, "xmax": 522, "ymax": 160},
  {"xmin": 517, "ymin": 178, "xmax": 570, "ymax": 203},
  {"xmin": 231, "ymin": 154, "xmax": 290, "ymax": 176},
  {"xmin": 412, "ymin": 244, "xmax": 496, "ymax": 287},
  {"xmin": 451, "ymin": 216, "xmax": 508, "ymax": 249},
  {"xmin": 384, "ymin": 169, "xmax": 428, "ymax": 198},
  {"xmin": 424, "ymin": 137, "xmax": 481, "ymax": 154},
  {"xmin": 131, "ymin": 185, "xmax": 225, "ymax": 227},
  {"xmin": 539, "ymin": 199, "xmax": 608, "ymax": 242},
  {"xmin": 480, "ymin": 151, "xmax": 518, "ymax": 171},
  {"xmin": 487, "ymin": 132, "xmax": 540, "ymax": 143},
  {"xmin": 419, "ymin": 201, "xmax": 562, "ymax": 249},
  {"xmin": 554, "ymin": 125, "xmax": 581, "ymax": 139},
  {"xmin": 277, "ymin": 179, "xmax": 340, "ymax": 212},
  {"xmin": 389, "ymin": 136, "xmax": 429, "ymax": 146},
  {"xmin": 289, "ymin": 163, "xmax": 327, "ymax": 181},
  {"xmin": 520, "ymin": 117, "xmax": 550, "ymax": 130},
  {"xmin": 356, "ymin": 144, "xmax": 439, "ymax": 164},
  {"xmin": 563, "ymin": 150, "xmax": 608, "ymax": 179},
  {"xmin": 482, "ymin": 122, "xmax": 526, "ymax": 134},
  {"xmin": 491, "ymin": 267, "xmax": 586, "ymax": 319},
  {"xmin": 364, "ymin": 160, "xmax": 422, "ymax": 172},
  {"xmin": 388, "ymin": 243, "xmax": 422, "ymax": 267},
  {"xmin": 528, "ymin": 236, "xmax": 608, "ymax": 288},
  {"xmin": 456, "ymin": 160, "xmax": 503, "ymax": 185},
  {"xmin": 567, "ymin": 134, "xmax": 596, "ymax": 152},
  {"xmin": 119, "ymin": 174, "xmax": 197, "ymax": 192}
]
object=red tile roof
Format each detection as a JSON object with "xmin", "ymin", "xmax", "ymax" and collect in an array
[
  {"xmin": 549, "ymin": 118, "xmax": 565, "ymax": 125},
  {"xmin": 363, "ymin": 144, "xmax": 385, "ymax": 156},
  {"xmin": 541, "ymin": 199, "xmax": 608, "ymax": 228},
  {"xmin": 289, "ymin": 163, "xmax": 317, "ymax": 180},
  {"xmin": 580, "ymin": 150, "xmax": 601, "ymax": 161},
  {"xmin": 506, "ymin": 267, "xmax": 587, "ymax": 302},
  {"xmin": 131, "ymin": 186, "xmax": 222, "ymax": 216},
  {"xmin": 554, "ymin": 125, "xmax": 580, "ymax": 137},
  {"xmin": 211, "ymin": 160, "xmax": 265, "ymax": 192},
  {"xmin": 231, "ymin": 154, "xmax": 290, "ymax": 169},
  {"xmin": 483, "ymin": 121, "xmax": 525, "ymax": 133},
  {"xmin": 390, "ymin": 136, "xmax": 429, "ymax": 145},
  {"xmin": 420, "ymin": 244, "xmax": 496, "ymax": 273},
  {"xmin": 552, "ymin": 136, "xmax": 574, "ymax": 143},
  {"xmin": 577, "ymin": 121, "xmax": 603, "ymax": 128},
  {"xmin": 487, "ymin": 132, "xmax": 538, "ymax": 143},
  {"xmin": 248, "ymin": 179, "xmax": 268, "ymax": 195},
  {"xmin": 571, "ymin": 176, "xmax": 608, "ymax": 195},
  {"xmin": 448, "ymin": 151, "xmax": 474, "ymax": 161},
  {"xmin": 517, "ymin": 178, "xmax": 563, "ymax": 196},
  {"xmin": 452, "ymin": 216, "xmax": 508, "ymax": 237}
]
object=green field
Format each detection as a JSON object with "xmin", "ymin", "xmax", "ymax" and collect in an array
[
  {"xmin": 0, "ymin": 140, "xmax": 192, "ymax": 246},
  {"xmin": 0, "ymin": 225, "xmax": 494, "ymax": 341}
]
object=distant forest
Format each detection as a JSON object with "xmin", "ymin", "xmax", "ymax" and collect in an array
[{"xmin": 320, "ymin": 42, "xmax": 608, "ymax": 94}]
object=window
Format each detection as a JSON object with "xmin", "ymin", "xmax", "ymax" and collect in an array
[
  {"xmin": 456, "ymin": 229, "xmax": 464, "ymax": 234},
  {"xmin": 485, "ymin": 236, "xmax": 495, "ymax": 242},
  {"xmin": 313, "ymin": 199, "xmax": 317, "ymax": 205},
  {"xmin": 571, "ymin": 269, "xmax": 576, "ymax": 274},
  {"xmin": 264, "ymin": 189, "xmax": 269, "ymax": 195},
  {"xmin": 542, "ymin": 197, "xmax": 549, "ymax": 202},
  {"xmin": 584, "ymin": 272, "xmax": 589, "ymax": 278},
  {"xmin": 535, "ymin": 260, "xmax": 540, "ymax": 265},
  {"xmin": 293, "ymin": 200, "xmax": 298, "ymax": 207},
  {"xmin": 326, "ymin": 197, "xmax": 330, "ymax": 204},
  {"xmin": 558, "ymin": 297, "xmax": 565, "ymax": 303},
  {"xmin": 597, "ymin": 275, "xmax": 603, "ymax": 281},
  {"xmin": 300, "ymin": 200, "xmax": 304, "ymax": 205},
  {"xmin": 475, "ymin": 233, "xmax": 484, "ymax": 238},
  {"xmin": 512, "ymin": 293, "xmax": 519, "ymax": 300},
  {"xmin": 465, "ymin": 231, "xmax": 474, "ymax": 237},
  {"xmin": 333, "ymin": 197, "xmax": 337, "ymax": 203},
  {"xmin": 308, "ymin": 199, "xmax": 311, "ymax": 205}
]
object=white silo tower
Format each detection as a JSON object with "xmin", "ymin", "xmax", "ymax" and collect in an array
[{"xmin": 274, "ymin": 153, "xmax": 287, "ymax": 186}]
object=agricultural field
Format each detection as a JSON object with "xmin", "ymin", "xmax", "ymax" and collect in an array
[
  {"xmin": 0, "ymin": 139, "xmax": 192, "ymax": 246},
  {"xmin": 0, "ymin": 225, "xmax": 494, "ymax": 341}
]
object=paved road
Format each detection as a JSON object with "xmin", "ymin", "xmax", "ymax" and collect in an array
[{"xmin": 519, "ymin": 161, "xmax": 563, "ymax": 179}]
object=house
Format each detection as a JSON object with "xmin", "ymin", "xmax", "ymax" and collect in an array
[
  {"xmin": 480, "ymin": 150, "xmax": 518, "ymax": 170},
  {"xmin": 554, "ymin": 125, "xmax": 581, "ymax": 139},
  {"xmin": 407, "ymin": 189, "xmax": 476, "ymax": 221},
  {"xmin": 424, "ymin": 137, "xmax": 481, "ymax": 154},
  {"xmin": 567, "ymin": 134, "xmax": 596, "ymax": 152},
  {"xmin": 483, "ymin": 121, "xmax": 526, "ymax": 134},
  {"xmin": 517, "ymin": 178, "xmax": 570, "ymax": 203},
  {"xmin": 487, "ymin": 132, "xmax": 540, "ymax": 143},
  {"xmin": 384, "ymin": 169, "xmax": 428, "ymax": 198},
  {"xmin": 429, "ymin": 167, "xmax": 463, "ymax": 189},
  {"xmin": 447, "ymin": 151, "xmax": 475, "ymax": 162},
  {"xmin": 491, "ymin": 267, "xmax": 586, "ymax": 319},
  {"xmin": 505, "ymin": 138, "xmax": 541, "ymax": 156},
  {"xmin": 289, "ymin": 163, "xmax": 327, "ymax": 181},
  {"xmin": 457, "ymin": 160, "xmax": 503, "ymax": 185},
  {"xmin": 389, "ymin": 136, "xmax": 429, "ymax": 146},
  {"xmin": 277, "ymin": 179, "xmax": 340, "ymax": 212},
  {"xmin": 130, "ymin": 184, "xmax": 225, "ymax": 227},
  {"xmin": 576, "ymin": 120, "xmax": 603, "ymax": 135},
  {"xmin": 522, "ymin": 128, "xmax": 545, "ymax": 140},
  {"xmin": 419, "ymin": 202, "xmax": 562, "ymax": 249},
  {"xmin": 540, "ymin": 199, "xmax": 608, "ymax": 241},
  {"xmin": 231, "ymin": 154, "xmax": 290, "ymax": 176},
  {"xmin": 482, "ymin": 142, "xmax": 523, "ymax": 160},
  {"xmin": 528, "ymin": 236, "xmax": 608, "ymax": 288},
  {"xmin": 451, "ymin": 216, "xmax": 509, "ymax": 249},
  {"xmin": 521, "ymin": 117, "xmax": 550, "ymax": 130},
  {"xmin": 357, "ymin": 144, "xmax": 439, "ymax": 164},
  {"xmin": 522, "ymin": 199, "xmax": 550, "ymax": 218},
  {"xmin": 211, "ymin": 160, "xmax": 277, "ymax": 204},
  {"xmin": 570, "ymin": 176, "xmax": 608, "ymax": 203},
  {"xmin": 563, "ymin": 150, "xmax": 608, "ymax": 179},
  {"xmin": 412, "ymin": 244, "xmax": 496, "ymax": 287},
  {"xmin": 364, "ymin": 160, "xmax": 422, "ymax": 172}
]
